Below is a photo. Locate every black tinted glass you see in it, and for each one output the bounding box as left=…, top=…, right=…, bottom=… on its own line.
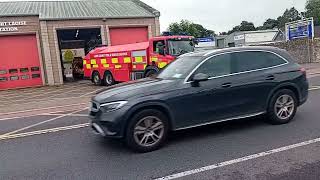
left=9, top=69, right=18, bottom=74
left=32, top=74, right=41, bottom=79
left=194, top=54, right=232, bottom=78
left=31, top=67, right=40, bottom=72
left=20, top=68, right=29, bottom=73
left=10, top=76, right=19, bottom=81
left=233, top=51, right=286, bottom=73
left=21, top=75, right=30, bottom=80
left=0, top=77, right=7, bottom=82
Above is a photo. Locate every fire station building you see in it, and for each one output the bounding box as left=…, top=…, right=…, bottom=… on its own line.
left=0, top=0, right=160, bottom=90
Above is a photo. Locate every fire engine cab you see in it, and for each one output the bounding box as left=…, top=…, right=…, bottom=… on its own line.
left=83, top=35, right=194, bottom=86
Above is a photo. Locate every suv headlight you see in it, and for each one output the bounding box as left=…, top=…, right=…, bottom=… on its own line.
left=100, top=101, right=128, bottom=113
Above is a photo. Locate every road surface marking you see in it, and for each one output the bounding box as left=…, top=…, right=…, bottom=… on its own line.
left=0, top=123, right=89, bottom=141
left=155, top=137, right=320, bottom=180
left=0, top=85, right=84, bottom=99
left=0, top=103, right=87, bottom=116
left=0, top=114, right=56, bottom=121
left=41, top=113, right=88, bottom=117
left=309, top=86, right=320, bottom=91
left=0, top=108, right=88, bottom=137
left=0, top=110, right=88, bottom=121
left=79, top=87, right=105, bottom=97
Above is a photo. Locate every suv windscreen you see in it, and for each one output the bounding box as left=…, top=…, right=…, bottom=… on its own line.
left=168, top=40, right=195, bottom=56
left=232, top=51, right=286, bottom=73
left=157, top=56, right=203, bottom=80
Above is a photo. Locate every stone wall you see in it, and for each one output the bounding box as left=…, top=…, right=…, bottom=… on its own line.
left=254, top=39, right=320, bottom=64
left=313, top=38, right=320, bottom=63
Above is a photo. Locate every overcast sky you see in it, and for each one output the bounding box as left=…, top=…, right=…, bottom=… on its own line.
left=141, top=0, right=307, bottom=33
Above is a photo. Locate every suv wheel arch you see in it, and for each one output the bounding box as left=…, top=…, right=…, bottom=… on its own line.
left=121, top=102, right=174, bottom=138
left=267, top=83, right=300, bottom=109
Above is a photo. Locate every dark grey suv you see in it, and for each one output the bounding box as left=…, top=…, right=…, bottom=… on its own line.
left=90, top=46, right=309, bottom=152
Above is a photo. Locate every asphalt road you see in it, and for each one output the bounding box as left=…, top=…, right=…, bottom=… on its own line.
left=0, top=76, right=320, bottom=180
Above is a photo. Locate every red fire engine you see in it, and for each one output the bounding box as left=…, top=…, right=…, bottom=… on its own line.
left=83, top=36, right=194, bottom=86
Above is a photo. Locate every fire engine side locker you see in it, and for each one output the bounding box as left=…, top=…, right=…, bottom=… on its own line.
left=130, top=50, right=148, bottom=80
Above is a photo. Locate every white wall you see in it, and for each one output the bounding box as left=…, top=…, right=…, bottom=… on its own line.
left=245, top=31, right=277, bottom=43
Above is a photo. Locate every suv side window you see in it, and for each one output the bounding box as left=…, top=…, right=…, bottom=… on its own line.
left=232, top=51, right=286, bottom=73
left=194, top=54, right=232, bottom=78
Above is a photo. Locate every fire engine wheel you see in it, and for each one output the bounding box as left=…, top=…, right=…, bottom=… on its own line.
left=103, top=71, right=115, bottom=86
left=92, top=71, right=102, bottom=86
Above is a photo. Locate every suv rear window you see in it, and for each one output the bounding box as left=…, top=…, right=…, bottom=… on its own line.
left=232, top=51, right=287, bottom=73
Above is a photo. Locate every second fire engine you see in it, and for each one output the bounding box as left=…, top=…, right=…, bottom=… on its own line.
left=83, top=35, right=195, bottom=86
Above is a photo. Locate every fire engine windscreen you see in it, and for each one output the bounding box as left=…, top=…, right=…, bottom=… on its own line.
left=157, top=56, right=202, bottom=80
left=168, top=40, right=195, bottom=56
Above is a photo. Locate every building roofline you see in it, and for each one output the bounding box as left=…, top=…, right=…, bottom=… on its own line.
left=235, top=29, right=279, bottom=35
left=131, top=0, right=160, bottom=17
left=41, top=15, right=155, bottom=21
left=0, top=0, right=159, bottom=19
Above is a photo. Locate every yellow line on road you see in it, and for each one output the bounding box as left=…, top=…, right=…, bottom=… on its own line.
left=0, top=123, right=89, bottom=141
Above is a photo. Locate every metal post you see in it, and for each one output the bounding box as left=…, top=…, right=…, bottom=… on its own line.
left=307, top=38, right=311, bottom=63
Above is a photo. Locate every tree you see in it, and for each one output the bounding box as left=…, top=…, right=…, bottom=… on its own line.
left=306, top=0, right=320, bottom=26
left=258, top=19, right=279, bottom=30
left=239, top=21, right=256, bottom=31
left=227, top=21, right=256, bottom=34
left=168, top=20, right=215, bottom=38
left=277, top=7, right=301, bottom=28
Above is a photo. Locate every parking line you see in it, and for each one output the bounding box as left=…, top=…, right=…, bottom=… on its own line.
left=41, top=113, right=88, bottom=117
left=0, top=114, right=56, bottom=122
left=1, top=86, right=88, bottom=102
left=155, top=137, right=320, bottom=180
left=309, top=86, right=320, bottom=91
left=0, top=109, right=88, bottom=121
left=79, top=87, right=105, bottom=97
left=0, top=103, right=87, bottom=116
left=0, top=108, right=88, bottom=137
left=0, top=123, right=89, bottom=141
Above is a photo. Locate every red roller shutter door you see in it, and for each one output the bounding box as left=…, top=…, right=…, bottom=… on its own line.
left=109, top=27, right=148, bottom=46
left=0, top=35, right=43, bottom=90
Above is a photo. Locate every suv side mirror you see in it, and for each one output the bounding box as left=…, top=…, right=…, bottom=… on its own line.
left=193, top=73, right=209, bottom=82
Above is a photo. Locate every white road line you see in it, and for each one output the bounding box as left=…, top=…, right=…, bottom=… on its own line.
left=309, top=86, right=320, bottom=91
left=79, top=87, right=105, bottom=97
left=0, top=96, right=91, bottom=108
left=0, top=108, right=88, bottom=137
left=0, top=114, right=54, bottom=121
left=0, top=84, right=96, bottom=101
left=0, top=109, right=88, bottom=121
left=0, top=123, right=89, bottom=141
left=41, top=113, right=88, bottom=117
left=0, top=103, right=87, bottom=116
left=155, top=137, right=320, bottom=180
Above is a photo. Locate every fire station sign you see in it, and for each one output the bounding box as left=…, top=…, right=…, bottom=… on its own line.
left=0, top=21, right=27, bottom=32
left=285, top=18, right=314, bottom=41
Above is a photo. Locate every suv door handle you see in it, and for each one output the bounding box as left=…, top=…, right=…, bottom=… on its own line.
left=266, top=75, right=275, bottom=81
left=222, top=83, right=232, bottom=88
